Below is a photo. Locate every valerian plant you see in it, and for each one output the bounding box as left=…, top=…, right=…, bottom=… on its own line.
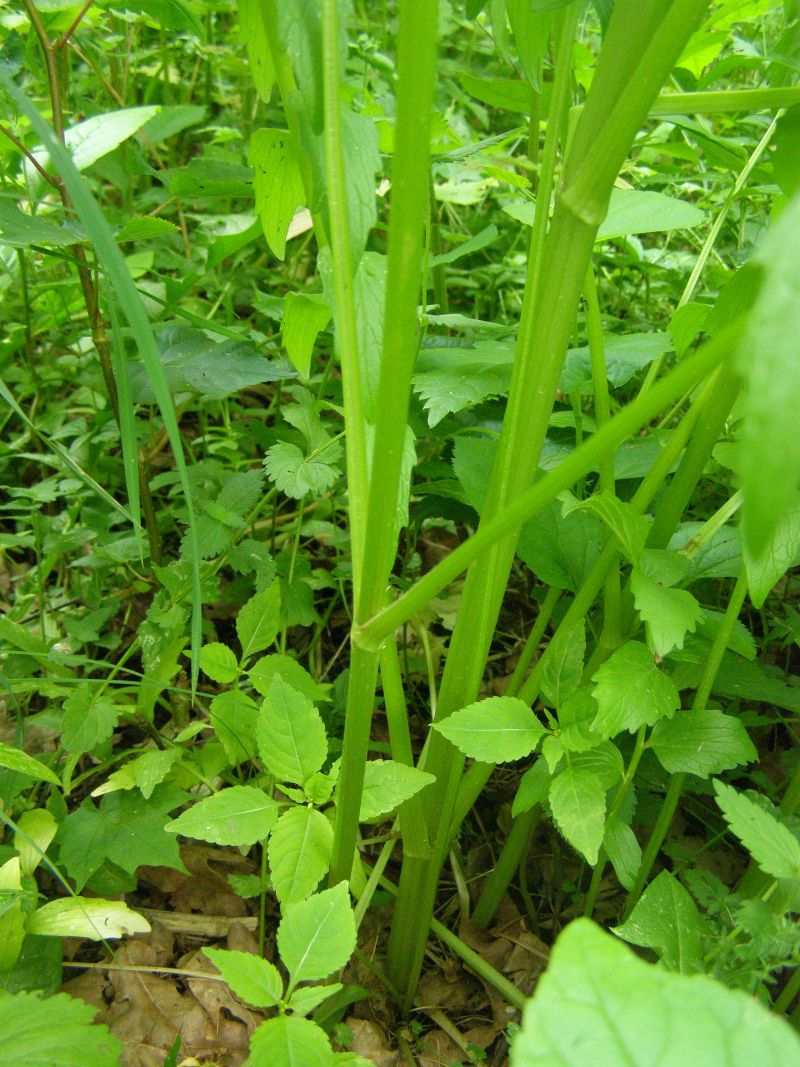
left=2, top=0, right=800, bottom=1064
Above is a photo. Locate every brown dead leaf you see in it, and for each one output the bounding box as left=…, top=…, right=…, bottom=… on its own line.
left=346, top=1017, right=400, bottom=1067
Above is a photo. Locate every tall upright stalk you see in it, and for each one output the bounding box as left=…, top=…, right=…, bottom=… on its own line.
left=385, top=0, right=711, bottom=1005
left=329, top=0, right=440, bottom=886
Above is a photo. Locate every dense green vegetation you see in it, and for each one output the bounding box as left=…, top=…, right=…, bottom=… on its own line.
left=2, top=0, right=800, bottom=1064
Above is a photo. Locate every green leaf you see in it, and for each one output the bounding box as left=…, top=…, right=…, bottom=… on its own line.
left=559, top=333, right=673, bottom=396
left=591, top=642, right=680, bottom=736
left=650, top=710, right=757, bottom=777
left=264, top=440, right=342, bottom=499
left=257, top=677, right=328, bottom=784
left=505, top=0, right=549, bottom=88
left=56, top=785, right=187, bottom=891
left=512, top=759, right=551, bottom=817
left=0, top=990, right=122, bottom=1067
left=166, top=786, right=278, bottom=848
left=277, top=882, right=356, bottom=984
left=603, top=815, right=641, bottom=892
left=558, top=689, right=604, bottom=753
left=412, top=342, right=514, bottom=426
left=218, top=469, right=266, bottom=516
left=0, top=742, right=60, bottom=786
left=14, top=809, right=57, bottom=876
left=249, top=655, right=330, bottom=703
left=29, top=107, right=159, bottom=186
left=119, top=0, right=203, bottom=35
left=744, top=493, right=800, bottom=609
left=631, top=567, right=704, bottom=657
left=237, top=0, right=276, bottom=100
left=27, top=898, right=150, bottom=940
left=131, top=325, right=292, bottom=403
left=432, top=697, right=547, bottom=763
left=614, top=871, right=705, bottom=973
left=509, top=919, right=800, bottom=1067
left=570, top=743, right=624, bottom=789
left=237, top=583, right=282, bottom=662
left=0, top=202, right=83, bottom=247
left=549, top=768, right=606, bottom=865
left=209, top=688, right=259, bottom=766
left=115, top=216, right=179, bottom=242
left=563, top=492, right=650, bottom=564
left=358, top=760, right=435, bottom=821
left=203, top=948, right=283, bottom=1008
left=200, top=642, right=239, bottom=684
left=713, top=780, right=800, bottom=880
left=354, top=252, right=388, bottom=422
left=250, top=129, right=305, bottom=260
left=61, top=688, right=120, bottom=754
left=283, top=293, right=331, bottom=377
left=246, top=1015, right=332, bottom=1067
left=540, top=621, right=585, bottom=711
left=287, top=982, right=342, bottom=1016
left=516, top=501, right=605, bottom=592
left=268, top=807, right=333, bottom=904
left=596, top=188, right=705, bottom=241
left=737, top=192, right=800, bottom=560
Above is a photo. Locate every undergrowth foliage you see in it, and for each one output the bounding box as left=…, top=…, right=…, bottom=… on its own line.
left=1, top=0, right=800, bottom=1065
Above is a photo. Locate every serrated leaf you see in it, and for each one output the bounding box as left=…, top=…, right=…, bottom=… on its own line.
left=509, top=919, right=800, bottom=1067
left=591, top=641, right=680, bottom=736
left=250, top=129, right=305, bottom=260
left=203, top=948, right=283, bottom=1008
left=218, top=469, right=265, bottom=516
left=287, top=982, right=343, bottom=1016
left=56, top=785, right=187, bottom=891
left=358, top=760, right=435, bottom=821
left=200, top=642, right=239, bottom=683
left=28, top=898, right=151, bottom=940
left=61, top=688, right=120, bottom=754
left=603, top=815, right=641, bottom=892
left=237, top=583, right=281, bottom=661
left=432, top=697, right=546, bottom=763
left=0, top=742, right=60, bottom=786
left=264, top=440, right=342, bottom=499
left=549, top=768, right=606, bottom=864
left=246, top=1014, right=332, bottom=1067
left=650, top=710, right=757, bottom=777
left=564, top=492, right=650, bottom=564
left=166, top=786, right=278, bottom=847
left=268, top=806, right=333, bottom=904
left=115, top=216, right=179, bottom=242
left=713, top=780, right=800, bottom=880
left=257, top=677, right=328, bottom=784
left=0, top=989, right=123, bottom=1067
left=248, top=654, right=329, bottom=702
left=737, top=193, right=800, bottom=561
left=209, top=688, right=259, bottom=766
left=631, top=566, right=704, bottom=656
left=614, top=870, right=705, bottom=973
left=540, top=621, right=585, bottom=711
left=558, top=688, right=603, bottom=753
left=570, top=743, right=624, bottom=789
left=28, top=107, right=159, bottom=187
left=277, top=882, right=356, bottom=984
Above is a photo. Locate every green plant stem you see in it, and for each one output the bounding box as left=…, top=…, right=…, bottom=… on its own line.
left=507, top=585, right=560, bottom=695
left=649, top=86, right=800, bottom=114
left=329, top=0, right=440, bottom=888
left=774, top=963, right=800, bottom=1015
left=585, top=263, right=621, bottom=662
left=385, top=1, right=709, bottom=1007
left=320, top=0, right=369, bottom=589
left=472, top=807, right=539, bottom=928
left=624, top=569, right=749, bottom=915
